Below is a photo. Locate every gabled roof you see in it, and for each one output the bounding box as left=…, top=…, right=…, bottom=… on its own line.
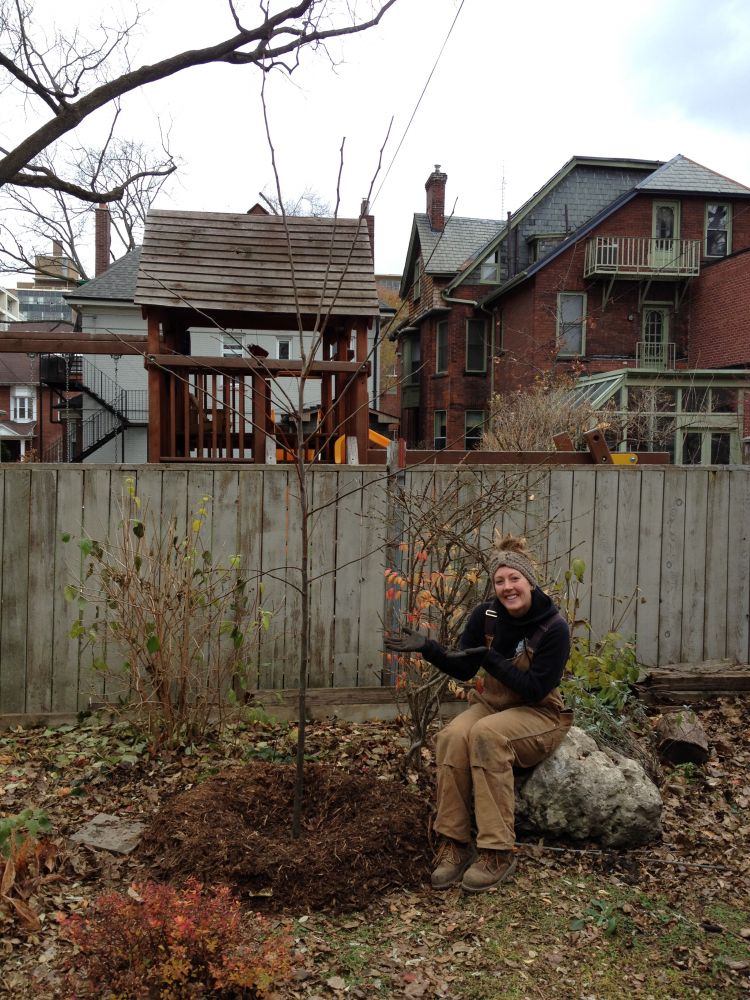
left=636, top=154, right=750, bottom=196
left=446, top=156, right=663, bottom=293
left=481, top=154, right=750, bottom=306
left=399, top=214, right=502, bottom=297
left=66, top=248, right=142, bottom=304
left=135, top=210, right=378, bottom=317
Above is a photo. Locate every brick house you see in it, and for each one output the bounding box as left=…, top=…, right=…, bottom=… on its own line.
left=396, top=157, right=750, bottom=463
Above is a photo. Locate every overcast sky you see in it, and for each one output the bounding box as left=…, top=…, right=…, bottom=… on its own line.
left=6, top=0, right=750, bottom=277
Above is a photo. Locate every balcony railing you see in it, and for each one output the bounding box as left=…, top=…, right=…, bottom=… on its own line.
left=636, top=340, right=676, bottom=370
left=584, top=237, right=701, bottom=279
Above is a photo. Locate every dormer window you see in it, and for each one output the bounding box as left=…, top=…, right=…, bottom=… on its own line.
left=480, top=249, right=501, bottom=283
left=705, top=203, right=731, bottom=257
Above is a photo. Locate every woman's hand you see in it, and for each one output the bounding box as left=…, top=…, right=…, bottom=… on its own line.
left=384, top=626, right=428, bottom=653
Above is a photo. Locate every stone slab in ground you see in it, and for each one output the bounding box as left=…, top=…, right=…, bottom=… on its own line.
left=70, top=813, right=145, bottom=854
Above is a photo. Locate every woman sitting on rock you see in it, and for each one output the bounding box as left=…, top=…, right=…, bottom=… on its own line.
left=385, top=535, right=572, bottom=893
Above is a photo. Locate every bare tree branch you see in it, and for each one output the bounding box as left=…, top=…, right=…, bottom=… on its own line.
left=0, top=0, right=399, bottom=197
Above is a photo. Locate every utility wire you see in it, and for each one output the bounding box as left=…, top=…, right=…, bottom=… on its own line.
left=371, top=0, right=466, bottom=209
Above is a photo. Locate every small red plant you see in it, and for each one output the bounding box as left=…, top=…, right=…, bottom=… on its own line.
left=58, top=878, right=293, bottom=998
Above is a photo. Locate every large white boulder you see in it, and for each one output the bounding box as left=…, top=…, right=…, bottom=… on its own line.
left=515, top=726, right=662, bottom=847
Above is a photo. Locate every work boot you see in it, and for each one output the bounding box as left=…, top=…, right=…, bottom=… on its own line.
left=431, top=837, right=476, bottom=890
left=461, top=849, right=517, bottom=893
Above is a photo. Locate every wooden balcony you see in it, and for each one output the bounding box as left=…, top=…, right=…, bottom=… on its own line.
left=584, top=237, right=701, bottom=279
left=147, top=354, right=371, bottom=463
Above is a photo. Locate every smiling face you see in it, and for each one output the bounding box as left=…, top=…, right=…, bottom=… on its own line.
left=493, top=566, right=533, bottom=617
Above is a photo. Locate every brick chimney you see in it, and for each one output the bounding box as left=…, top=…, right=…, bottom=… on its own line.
left=94, top=202, right=111, bottom=276
left=360, top=197, right=375, bottom=254
left=425, top=164, right=447, bottom=232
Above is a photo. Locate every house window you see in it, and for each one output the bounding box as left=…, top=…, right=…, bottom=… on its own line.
left=11, top=386, right=35, bottom=422
left=434, top=410, right=447, bottom=450
left=222, top=335, right=243, bottom=357
left=480, top=249, right=500, bottom=283
left=402, top=335, right=421, bottom=385
left=556, top=292, right=586, bottom=356
left=277, top=337, right=292, bottom=360
left=436, top=321, right=448, bottom=373
left=465, top=410, right=484, bottom=449
left=413, top=258, right=421, bottom=301
left=705, top=203, right=731, bottom=257
left=465, top=319, right=487, bottom=372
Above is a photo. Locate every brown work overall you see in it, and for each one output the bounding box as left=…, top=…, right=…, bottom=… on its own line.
left=434, top=623, right=572, bottom=851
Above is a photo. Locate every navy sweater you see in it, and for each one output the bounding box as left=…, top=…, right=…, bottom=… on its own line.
left=420, top=587, right=570, bottom=703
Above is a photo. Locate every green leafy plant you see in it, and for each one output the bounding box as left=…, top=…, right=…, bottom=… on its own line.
left=0, top=808, right=51, bottom=858
left=58, top=878, right=294, bottom=998
left=570, top=897, right=619, bottom=936
left=66, top=477, right=269, bottom=748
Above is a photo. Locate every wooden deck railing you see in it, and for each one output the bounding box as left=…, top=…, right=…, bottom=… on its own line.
left=584, top=236, right=701, bottom=278
left=147, top=355, right=371, bottom=463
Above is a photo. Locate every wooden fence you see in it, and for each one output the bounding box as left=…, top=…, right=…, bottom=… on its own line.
left=0, top=463, right=748, bottom=720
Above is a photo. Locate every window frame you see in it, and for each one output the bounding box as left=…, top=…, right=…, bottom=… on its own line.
left=556, top=292, right=587, bottom=357
left=413, top=257, right=421, bottom=301
left=464, top=409, right=484, bottom=450
left=11, top=385, right=36, bottom=422
left=465, top=318, right=487, bottom=373
left=435, top=321, right=448, bottom=374
left=479, top=249, right=500, bottom=283
left=277, top=337, right=292, bottom=361
left=705, top=202, right=732, bottom=258
left=222, top=335, right=243, bottom=358
left=433, top=409, right=447, bottom=450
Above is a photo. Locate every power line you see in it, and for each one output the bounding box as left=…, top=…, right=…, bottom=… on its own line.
left=371, top=0, right=466, bottom=208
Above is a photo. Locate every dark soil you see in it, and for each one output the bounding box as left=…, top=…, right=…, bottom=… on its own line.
left=140, top=761, right=431, bottom=913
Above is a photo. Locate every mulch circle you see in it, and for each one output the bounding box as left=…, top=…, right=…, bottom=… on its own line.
left=139, top=761, right=431, bottom=913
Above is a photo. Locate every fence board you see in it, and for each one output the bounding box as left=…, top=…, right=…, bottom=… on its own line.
left=357, top=470, right=389, bottom=686
left=52, top=468, right=84, bottom=713
left=613, top=470, right=641, bottom=640
left=333, top=469, right=367, bottom=688
left=703, top=469, right=730, bottom=661
left=635, top=468, right=664, bottom=666
left=681, top=470, right=708, bottom=663
left=590, top=469, right=619, bottom=638
left=26, top=469, right=58, bottom=713
left=545, top=469, right=574, bottom=588
left=569, top=469, right=596, bottom=625
left=727, top=471, right=750, bottom=663
left=308, top=468, right=339, bottom=687
left=237, top=468, right=264, bottom=688
left=659, top=467, right=687, bottom=664
left=79, top=468, right=112, bottom=709
left=0, top=469, right=29, bottom=713
left=258, top=469, right=291, bottom=690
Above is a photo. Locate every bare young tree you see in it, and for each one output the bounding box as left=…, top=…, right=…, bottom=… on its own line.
left=0, top=0, right=398, bottom=201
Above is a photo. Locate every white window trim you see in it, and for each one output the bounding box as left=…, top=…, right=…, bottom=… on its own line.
left=556, top=292, right=587, bottom=357
left=652, top=200, right=681, bottom=239
left=277, top=337, right=292, bottom=361
left=705, top=202, right=732, bottom=258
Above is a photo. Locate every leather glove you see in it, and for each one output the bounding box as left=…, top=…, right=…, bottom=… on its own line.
left=442, top=647, right=487, bottom=671
left=384, top=626, right=428, bottom=653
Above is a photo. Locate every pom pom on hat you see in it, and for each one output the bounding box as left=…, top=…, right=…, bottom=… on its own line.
left=487, top=534, right=537, bottom=586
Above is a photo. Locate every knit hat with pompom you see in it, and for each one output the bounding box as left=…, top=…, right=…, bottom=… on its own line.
left=487, top=534, right=537, bottom=587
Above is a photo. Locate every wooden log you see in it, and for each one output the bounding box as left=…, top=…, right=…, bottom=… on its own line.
left=655, top=709, right=709, bottom=764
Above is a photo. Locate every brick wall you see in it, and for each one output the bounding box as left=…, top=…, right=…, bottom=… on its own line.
left=689, top=249, right=750, bottom=369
